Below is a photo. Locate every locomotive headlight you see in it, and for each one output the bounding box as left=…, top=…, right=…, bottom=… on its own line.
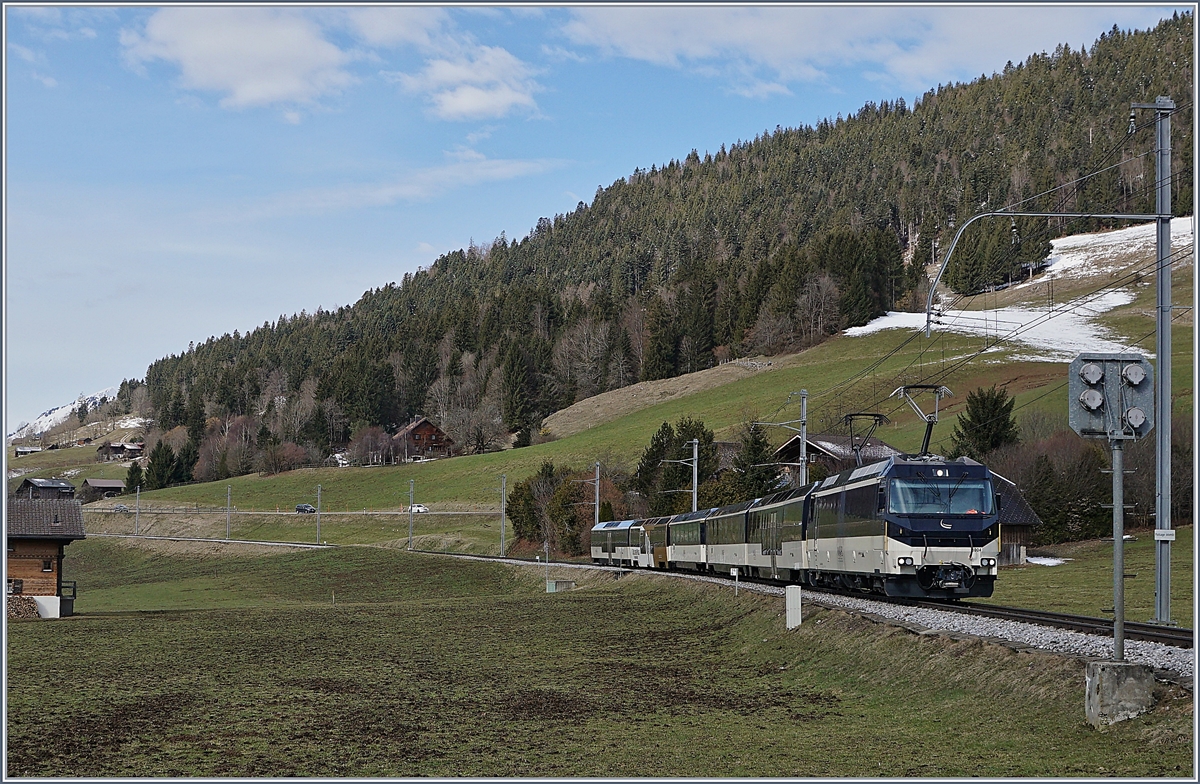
left=897, top=557, right=914, bottom=566
left=980, top=558, right=996, bottom=567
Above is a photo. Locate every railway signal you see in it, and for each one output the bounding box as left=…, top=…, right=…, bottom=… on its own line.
left=1069, top=352, right=1155, bottom=663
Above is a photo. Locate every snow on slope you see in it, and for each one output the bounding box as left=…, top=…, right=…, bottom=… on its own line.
left=845, top=218, right=1193, bottom=361
left=7, top=387, right=120, bottom=442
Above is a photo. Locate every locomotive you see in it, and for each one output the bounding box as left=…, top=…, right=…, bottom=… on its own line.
left=591, top=453, right=1001, bottom=600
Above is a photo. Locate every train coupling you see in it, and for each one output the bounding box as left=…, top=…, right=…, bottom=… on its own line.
left=916, top=563, right=976, bottom=593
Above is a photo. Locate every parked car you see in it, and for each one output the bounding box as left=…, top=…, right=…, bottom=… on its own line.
left=296, top=503, right=317, bottom=514
left=409, top=504, right=429, bottom=513
left=113, top=504, right=129, bottom=513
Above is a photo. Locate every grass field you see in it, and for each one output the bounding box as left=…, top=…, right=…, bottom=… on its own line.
left=7, top=540, right=1193, bottom=777
left=982, top=525, right=1195, bottom=623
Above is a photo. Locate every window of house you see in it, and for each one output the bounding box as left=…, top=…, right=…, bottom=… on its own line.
left=41, top=559, right=53, bottom=572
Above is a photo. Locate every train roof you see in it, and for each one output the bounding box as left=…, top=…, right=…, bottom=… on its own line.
left=813, top=454, right=990, bottom=492
left=589, top=519, right=640, bottom=532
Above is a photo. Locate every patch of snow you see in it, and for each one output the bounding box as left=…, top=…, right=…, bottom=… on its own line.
left=114, top=416, right=150, bottom=430
left=7, top=386, right=120, bottom=442
left=1014, top=217, right=1194, bottom=289
left=844, top=289, right=1138, bottom=361
left=1026, top=556, right=1072, bottom=566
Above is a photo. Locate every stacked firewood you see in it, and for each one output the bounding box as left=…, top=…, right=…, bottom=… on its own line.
left=6, top=596, right=40, bottom=619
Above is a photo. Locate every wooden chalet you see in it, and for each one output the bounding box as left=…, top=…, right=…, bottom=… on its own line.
left=13, top=478, right=76, bottom=500
left=991, top=472, right=1043, bottom=566
left=773, top=433, right=904, bottom=480
left=79, top=478, right=126, bottom=503
left=96, top=442, right=143, bottom=462
left=14, top=446, right=42, bottom=458
left=6, top=498, right=85, bottom=617
left=393, top=417, right=454, bottom=461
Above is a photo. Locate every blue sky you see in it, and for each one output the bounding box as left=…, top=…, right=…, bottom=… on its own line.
left=3, top=3, right=1187, bottom=430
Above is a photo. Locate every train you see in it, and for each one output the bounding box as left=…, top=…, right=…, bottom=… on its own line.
left=590, top=453, right=1001, bottom=599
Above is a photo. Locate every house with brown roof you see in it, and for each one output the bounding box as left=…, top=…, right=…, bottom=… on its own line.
left=95, top=441, right=143, bottom=462
left=79, top=478, right=126, bottom=503
left=773, top=433, right=904, bottom=481
left=6, top=498, right=86, bottom=617
left=392, top=417, right=455, bottom=461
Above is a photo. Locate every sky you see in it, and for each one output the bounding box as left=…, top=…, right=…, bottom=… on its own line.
left=3, top=3, right=1189, bottom=431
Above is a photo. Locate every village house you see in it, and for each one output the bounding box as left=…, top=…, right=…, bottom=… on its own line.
left=773, top=433, right=904, bottom=480
left=12, top=478, right=76, bottom=500
left=6, top=498, right=86, bottom=617
left=78, top=478, right=126, bottom=503
left=392, top=417, right=455, bottom=461
left=95, top=441, right=143, bottom=462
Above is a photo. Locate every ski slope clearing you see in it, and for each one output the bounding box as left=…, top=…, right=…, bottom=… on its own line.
left=7, top=386, right=119, bottom=442
left=845, top=218, right=1193, bottom=361
left=844, top=290, right=1138, bottom=361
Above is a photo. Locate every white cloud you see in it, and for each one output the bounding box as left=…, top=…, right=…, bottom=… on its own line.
left=120, top=7, right=355, bottom=109
left=335, top=6, right=449, bottom=49
left=389, top=45, right=540, bottom=120
left=562, top=6, right=1184, bottom=95
left=222, top=154, right=565, bottom=220
left=32, top=72, right=58, bottom=88
left=8, top=43, right=38, bottom=63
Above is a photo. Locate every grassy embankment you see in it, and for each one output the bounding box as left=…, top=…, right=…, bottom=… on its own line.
left=7, top=540, right=1192, bottom=777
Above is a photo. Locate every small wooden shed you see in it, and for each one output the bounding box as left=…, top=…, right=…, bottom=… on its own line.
left=79, top=478, right=126, bottom=503
left=6, top=499, right=86, bottom=617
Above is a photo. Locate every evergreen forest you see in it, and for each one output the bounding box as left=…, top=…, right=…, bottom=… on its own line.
left=132, top=16, right=1192, bottom=482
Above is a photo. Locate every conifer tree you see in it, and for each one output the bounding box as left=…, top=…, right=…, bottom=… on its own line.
left=124, top=460, right=143, bottom=494
left=949, top=386, right=1020, bottom=460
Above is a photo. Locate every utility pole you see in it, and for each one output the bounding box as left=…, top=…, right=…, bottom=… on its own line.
left=408, top=479, right=415, bottom=550
left=799, top=389, right=808, bottom=486
left=499, top=474, right=507, bottom=558
left=595, top=462, right=602, bottom=527
left=226, top=485, right=231, bottom=539
left=135, top=485, right=140, bottom=535
left=660, top=441, right=699, bottom=512
left=691, top=440, right=698, bottom=513
left=316, top=484, right=322, bottom=544
left=1132, top=95, right=1176, bottom=625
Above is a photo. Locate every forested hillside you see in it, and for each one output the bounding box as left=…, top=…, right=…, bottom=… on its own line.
left=139, top=15, right=1192, bottom=482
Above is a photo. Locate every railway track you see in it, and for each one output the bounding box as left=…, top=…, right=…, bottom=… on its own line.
left=890, top=598, right=1194, bottom=648
left=418, top=550, right=1195, bottom=650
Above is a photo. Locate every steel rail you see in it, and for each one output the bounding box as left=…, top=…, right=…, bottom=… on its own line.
left=882, top=597, right=1193, bottom=648
left=410, top=549, right=1194, bottom=649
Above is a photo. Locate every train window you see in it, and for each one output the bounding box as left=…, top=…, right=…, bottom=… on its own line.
left=889, top=478, right=995, bottom=515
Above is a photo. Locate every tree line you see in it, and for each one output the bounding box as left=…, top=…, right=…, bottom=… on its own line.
left=131, top=15, right=1190, bottom=487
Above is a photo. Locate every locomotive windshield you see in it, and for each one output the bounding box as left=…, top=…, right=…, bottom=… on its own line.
left=888, top=477, right=994, bottom=516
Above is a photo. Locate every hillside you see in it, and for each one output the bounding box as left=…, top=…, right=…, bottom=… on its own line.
left=124, top=15, right=1191, bottom=478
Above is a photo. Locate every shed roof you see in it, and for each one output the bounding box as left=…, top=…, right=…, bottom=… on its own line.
left=6, top=499, right=87, bottom=541
left=991, top=472, right=1043, bottom=528
left=19, top=478, right=76, bottom=490
left=774, top=433, right=903, bottom=464
left=83, top=478, right=126, bottom=489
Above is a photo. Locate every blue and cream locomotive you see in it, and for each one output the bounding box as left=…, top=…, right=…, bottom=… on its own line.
left=592, top=454, right=1000, bottom=599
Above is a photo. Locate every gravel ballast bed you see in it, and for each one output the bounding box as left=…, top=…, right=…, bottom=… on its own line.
left=442, top=555, right=1195, bottom=684
left=656, top=569, right=1195, bottom=682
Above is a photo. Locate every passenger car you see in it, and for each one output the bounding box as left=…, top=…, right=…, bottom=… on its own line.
left=296, top=503, right=317, bottom=513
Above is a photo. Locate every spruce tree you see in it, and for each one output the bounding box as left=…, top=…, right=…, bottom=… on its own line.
left=143, top=441, right=176, bottom=491
left=949, top=386, right=1020, bottom=460
left=124, top=460, right=143, bottom=494
left=734, top=422, right=778, bottom=499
